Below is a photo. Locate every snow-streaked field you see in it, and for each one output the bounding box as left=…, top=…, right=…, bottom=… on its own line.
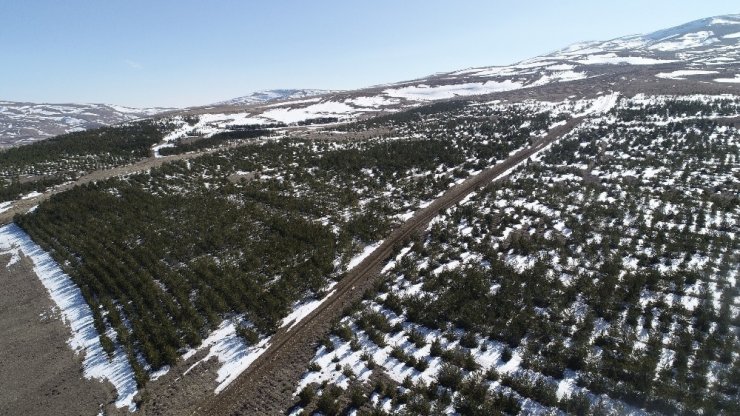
left=715, top=74, right=740, bottom=83
left=260, top=101, right=358, bottom=123
left=0, top=224, right=138, bottom=410
left=181, top=319, right=271, bottom=394
left=655, top=69, right=719, bottom=79
left=575, top=53, right=677, bottom=65
left=383, top=80, right=524, bottom=101
left=288, top=93, right=740, bottom=415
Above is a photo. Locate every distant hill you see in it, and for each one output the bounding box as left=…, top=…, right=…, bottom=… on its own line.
left=0, top=101, right=171, bottom=147
left=177, top=14, right=740, bottom=126
left=212, top=89, right=334, bottom=106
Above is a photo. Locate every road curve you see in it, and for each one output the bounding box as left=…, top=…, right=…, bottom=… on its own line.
left=196, top=117, right=584, bottom=415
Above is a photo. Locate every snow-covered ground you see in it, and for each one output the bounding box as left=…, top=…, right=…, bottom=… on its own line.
left=384, top=81, right=524, bottom=101
left=649, top=30, right=718, bottom=51
left=260, top=101, right=359, bottom=123
left=715, top=74, right=740, bottom=83
left=575, top=53, right=677, bottom=65
left=0, top=224, right=138, bottom=410
left=578, top=92, right=620, bottom=116
left=345, top=96, right=400, bottom=108
left=280, top=283, right=338, bottom=332
left=181, top=319, right=271, bottom=394
left=655, top=69, right=718, bottom=79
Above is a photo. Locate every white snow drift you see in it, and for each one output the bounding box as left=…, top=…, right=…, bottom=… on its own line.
left=0, top=224, right=138, bottom=410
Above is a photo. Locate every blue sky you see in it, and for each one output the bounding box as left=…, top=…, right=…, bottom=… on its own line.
left=0, top=1, right=737, bottom=107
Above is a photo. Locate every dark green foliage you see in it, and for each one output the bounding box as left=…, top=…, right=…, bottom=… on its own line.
left=235, top=325, right=259, bottom=345
left=0, top=121, right=162, bottom=201
left=501, top=347, right=512, bottom=363
left=437, top=363, right=464, bottom=390
left=454, top=374, right=521, bottom=415
left=459, top=332, right=477, bottom=349
left=558, top=392, right=592, bottom=415
left=348, top=384, right=366, bottom=408
left=353, top=100, right=471, bottom=128
left=100, top=334, right=115, bottom=358
left=16, top=110, right=511, bottom=382
left=158, top=129, right=270, bottom=156
left=332, top=324, right=353, bottom=342
left=296, top=117, right=339, bottom=126
left=0, top=176, right=66, bottom=202
left=0, top=121, right=161, bottom=168
left=316, top=385, right=343, bottom=416
left=298, top=385, right=315, bottom=406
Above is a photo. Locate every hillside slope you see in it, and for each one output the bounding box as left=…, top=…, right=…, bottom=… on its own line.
left=0, top=14, right=738, bottom=416
left=162, top=14, right=740, bottom=135
left=0, top=101, right=171, bottom=148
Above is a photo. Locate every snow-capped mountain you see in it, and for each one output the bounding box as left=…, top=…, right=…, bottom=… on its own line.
left=428, top=14, right=740, bottom=93
left=179, top=14, right=740, bottom=130
left=6, top=15, right=740, bottom=148
left=0, top=101, right=172, bottom=147
left=544, top=14, right=740, bottom=65
left=213, top=89, right=334, bottom=107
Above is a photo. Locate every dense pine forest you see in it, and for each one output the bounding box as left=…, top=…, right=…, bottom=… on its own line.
left=290, top=97, right=740, bottom=415
left=6, top=95, right=738, bottom=414
left=0, top=121, right=163, bottom=202
left=14, top=102, right=552, bottom=387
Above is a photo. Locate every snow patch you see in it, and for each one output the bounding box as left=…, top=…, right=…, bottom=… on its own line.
left=347, top=241, right=383, bottom=270
left=345, top=96, right=400, bottom=107
left=577, top=53, right=676, bottom=65
left=383, top=80, right=523, bottom=101
left=181, top=319, right=270, bottom=394
left=649, top=31, right=718, bottom=51
left=0, top=224, right=138, bottom=410
left=280, top=284, right=337, bottom=331
left=655, top=70, right=718, bottom=80
left=714, top=75, right=740, bottom=83
left=577, top=92, right=620, bottom=116
left=260, top=101, right=357, bottom=124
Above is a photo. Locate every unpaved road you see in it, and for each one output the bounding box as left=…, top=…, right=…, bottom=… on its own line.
left=195, top=117, right=584, bottom=415
left=0, top=118, right=581, bottom=415
left=0, top=145, right=243, bottom=226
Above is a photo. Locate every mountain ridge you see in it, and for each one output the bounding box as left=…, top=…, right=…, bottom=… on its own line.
left=0, top=101, right=172, bottom=148
left=4, top=14, right=740, bottom=147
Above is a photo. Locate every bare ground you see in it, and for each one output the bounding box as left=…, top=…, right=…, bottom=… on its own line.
left=0, top=252, right=115, bottom=416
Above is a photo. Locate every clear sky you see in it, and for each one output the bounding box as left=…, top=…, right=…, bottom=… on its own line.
left=1, top=1, right=737, bottom=107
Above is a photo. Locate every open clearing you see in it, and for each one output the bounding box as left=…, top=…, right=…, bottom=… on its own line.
left=0, top=252, right=114, bottom=415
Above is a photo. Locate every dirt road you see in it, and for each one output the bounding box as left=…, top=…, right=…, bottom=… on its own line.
left=0, top=145, right=241, bottom=226
left=195, top=117, right=584, bottom=415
